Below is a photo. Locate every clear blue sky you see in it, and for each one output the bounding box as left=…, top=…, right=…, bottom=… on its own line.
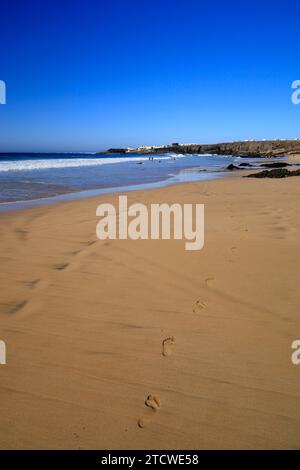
left=0, top=0, right=299, bottom=152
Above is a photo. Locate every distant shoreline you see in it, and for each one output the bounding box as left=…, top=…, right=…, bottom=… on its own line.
left=104, top=139, right=300, bottom=158
left=1, top=140, right=300, bottom=158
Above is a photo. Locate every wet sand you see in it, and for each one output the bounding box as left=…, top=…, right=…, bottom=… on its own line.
left=0, top=172, right=300, bottom=449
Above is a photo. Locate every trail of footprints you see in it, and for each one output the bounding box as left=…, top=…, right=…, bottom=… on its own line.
left=12, top=229, right=213, bottom=432
left=5, top=239, right=98, bottom=315
left=138, top=278, right=214, bottom=428
left=192, top=276, right=215, bottom=313
left=52, top=240, right=97, bottom=272
left=137, top=336, right=176, bottom=428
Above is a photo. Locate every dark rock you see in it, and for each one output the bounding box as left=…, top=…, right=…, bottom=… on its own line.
left=260, top=162, right=289, bottom=168
left=246, top=168, right=300, bottom=178
left=227, top=164, right=241, bottom=170
left=105, top=148, right=127, bottom=154
left=238, top=163, right=253, bottom=167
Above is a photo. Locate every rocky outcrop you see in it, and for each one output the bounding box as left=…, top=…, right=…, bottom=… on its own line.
left=106, top=148, right=127, bottom=154
left=155, top=140, right=300, bottom=157
left=227, top=162, right=291, bottom=171
left=104, top=140, right=300, bottom=157
left=246, top=168, right=300, bottom=178
left=238, top=163, right=253, bottom=167
left=259, top=162, right=289, bottom=168
left=227, top=164, right=241, bottom=170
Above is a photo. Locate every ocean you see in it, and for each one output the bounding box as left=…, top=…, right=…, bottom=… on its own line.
left=0, top=152, right=284, bottom=211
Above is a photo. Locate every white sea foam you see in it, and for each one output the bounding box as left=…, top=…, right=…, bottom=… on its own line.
left=0, top=153, right=213, bottom=173
left=0, top=155, right=178, bottom=172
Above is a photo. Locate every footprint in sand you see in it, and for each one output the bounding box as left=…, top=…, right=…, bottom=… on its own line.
left=23, top=278, right=41, bottom=289
left=86, top=240, right=96, bottom=247
left=145, top=394, right=161, bottom=411
left=162, top=336, right=176, bottom=356
left=52, top=262, right=70, bottom=271
left=138, top=395, right=161, bottom=428
left=205, top=277, right=215, bottom=287
left=193, top=299, right=208, bottom=313
left=137, top=418, right=150, bottom=429
left=8, top=300, right=28, bottom=314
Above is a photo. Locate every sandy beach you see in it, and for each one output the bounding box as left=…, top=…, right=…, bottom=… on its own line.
left=0, top=171, right=300, bottom=450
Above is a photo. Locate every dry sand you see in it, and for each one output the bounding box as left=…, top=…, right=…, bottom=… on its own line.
left=0, top=173, right=300, bottom=449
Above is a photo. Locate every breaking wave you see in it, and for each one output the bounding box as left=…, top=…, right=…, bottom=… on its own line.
left=0, top=153, right=193, bottom=172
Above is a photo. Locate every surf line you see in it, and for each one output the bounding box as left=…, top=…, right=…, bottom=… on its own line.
left=96, top=195, right=204, bottom=251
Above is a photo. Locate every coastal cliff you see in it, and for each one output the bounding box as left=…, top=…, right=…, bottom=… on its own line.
left=105, top=140, right=300, bottom=157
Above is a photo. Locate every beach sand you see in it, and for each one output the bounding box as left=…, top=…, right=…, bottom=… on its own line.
left=0, top=173, right=300, bottom=449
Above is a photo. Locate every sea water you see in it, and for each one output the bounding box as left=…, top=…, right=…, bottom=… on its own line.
left=0, top=152, right=285, bottom=210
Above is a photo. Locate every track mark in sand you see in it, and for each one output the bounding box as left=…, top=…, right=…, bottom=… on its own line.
left=228, top=246, right=238, bottom=263
left=205, top=277, right=215, bottom=287
left=52, top=263, right=70, bottom=271
left=77, top=239, right=97, bottom=252
left=162, top=336, right=176, bottom=356
left=68, top=249, right=81, bottom=256
left=52, top=240, right=98, bottom=274
left=137, top=418, right=148, bottom=429
left=138, top=395, right=161, bottom=428
left=0, top=256, right=11, bottom=263
left=8, top=300, right=28, bottom=314
left=193, top=299, right=208, bottom=313
left=23, top=278, right=41, bottom=289
left=65, top=239, right=97, bottom=261
left=145, top=394, right=161, bottom=411
left=87, top=240, right=96, bottom=246
left=15, top=228, right=28, bottom=241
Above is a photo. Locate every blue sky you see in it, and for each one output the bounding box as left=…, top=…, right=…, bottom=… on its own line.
left=0, top=0, right=299, bottom=152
